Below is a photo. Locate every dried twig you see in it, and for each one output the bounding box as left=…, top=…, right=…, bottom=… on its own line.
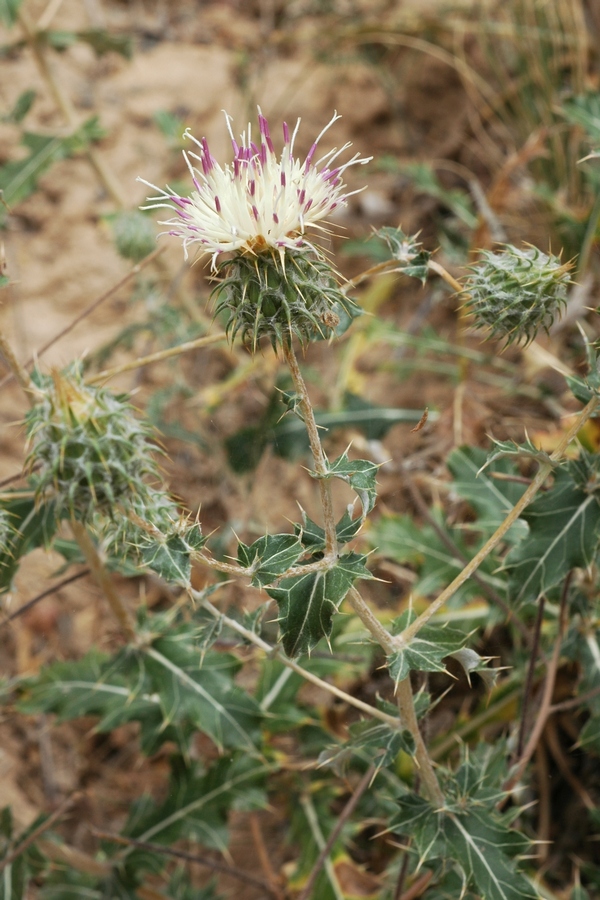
left=0, top=792, right=80, bottom=873
left=92, top=830, right=280, bottom=897
left=502, top=572, right=572, bottom=796
left=0, top=570, right=90, bottom=630
left=515, top=593, right=546, bottom=759
left=296, top=765, right=376, bottom=900
left=0, top=248, right=165, bottom=391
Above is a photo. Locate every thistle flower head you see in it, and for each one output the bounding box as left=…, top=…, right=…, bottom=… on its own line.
left=25, top=366, right=163, bottom=522
left=463, top=244, right=573, bottom=346
left=138, top=108, right=371, bottom=268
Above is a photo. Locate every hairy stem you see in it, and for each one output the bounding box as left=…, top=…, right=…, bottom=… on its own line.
left=194, top=592, right=401, bottom=729
left=347, top=586, right=396, bottom=654
left=71, top=520, right=136, bottom=641
left=396, top=677, right=445, bottom=806
left=397, top=395, right=600, bottom=645
left=281, top=341, right=338, bottom=558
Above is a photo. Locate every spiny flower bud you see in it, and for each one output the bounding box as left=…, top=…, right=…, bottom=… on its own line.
left=25, top=367, right=162, bottom=522
left=213, top=249, right=360, bottom=350
left=111, top=210, right=156, bottom=262
left=463, top=245, right=573, bottom=346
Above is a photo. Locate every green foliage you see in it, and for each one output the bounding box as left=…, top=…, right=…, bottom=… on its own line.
left=561, top=92, right=600, bottom=145
left=391, top=746, right=536, bottom=900
left=295, top=507, right=363, bottom=550
left=18, top=610, right=262, bottom=754
left=370, top=510, right=504, bottom=606
left=0, top=0, right=22, bottom=27
left=225, top=387, right=426, bottom=471
left=463, top=245, right=572, bottom=346
left=0, top=495, right=57, bottom=593
left=237, top=532, right=305, bottom=586
left=319, top=719, right=415, bottom=774
left=566, top=331, right=600, bottom=408
left=40, top=28, right=133, bottom=59
left=505, top=467, right=600, bottom=606
left=120, top=754, right=265, bottom=864
left=1, top=89, right=36, bottom=124
left=325, top=451, right=379, bottom=518
left=393, top=161, right=478, bottom=230
left=387, top=610, right=469, bottom=684
left=0, top=118, right=104, bottom=213
left=0, top=807, right=48, bottom=900
left=447, top=445, right=528, bottom=541
left=267, top=553, right=372, bottom=656
left=374, top=225, right=432, bottom=283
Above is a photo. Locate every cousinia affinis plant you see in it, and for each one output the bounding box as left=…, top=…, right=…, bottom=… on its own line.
left=3, top=105, right=599, bottom=898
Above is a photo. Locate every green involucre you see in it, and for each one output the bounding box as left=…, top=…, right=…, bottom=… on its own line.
left=463, top=244, right=572, bottom=345
left=212, top=248, right=360, bottom=350
left=26, top=367, right=161, bottom=522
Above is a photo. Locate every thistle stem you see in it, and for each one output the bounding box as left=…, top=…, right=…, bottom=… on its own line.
left=281, top=341, right=338, bottom=559
left=194, top=592, right=401, bottom=729
left=70, top=520, right=136, bottom=641
left=88, top=332, right=227, bottom=385
left=347, top=586, right=396, bottom=654
left=396, top=676, right=445, bottom=806
left=397, top=395, right=600, bottom=645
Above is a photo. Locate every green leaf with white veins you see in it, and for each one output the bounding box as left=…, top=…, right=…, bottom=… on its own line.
left=506, top=468, right=600, bottom=606
left=325, top=452, right=379, bottom=518
left=387, top=610, right=468, bottom=685
left=267, top=553, right=372, bottom=657
left=447, top=445, right=527, bottom=542
left=237, top=533, right=304, bottom=587
left=391, top=794, right=537, bottom=900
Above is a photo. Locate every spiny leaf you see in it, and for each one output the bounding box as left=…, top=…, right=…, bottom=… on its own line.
left=443, top=810, right=537, bottom=900
left=387, top=610, right=469, bottom=685
left=371, top=512, right=505, bottom=605
left=375, top=225, right=432, bottom=283
left=237, top=533, right=304, bottom=587
left=294, top=508, right=363, bottom=550
left=391, top=788, right=536, bottom=900
left=267, top=553, right=372, bottom=657
left=0, top=496, right=58, bottom=593
left=565, top=330, right=600, bottom=408
left=505, top=468, right=600, bottom=606
left=143, top=643, right=261, bottom=753
left=447, top=445, right=528, bottom=542
left=319, top=720, right=415, bottom=775
left=141, top=526, right=205, bottom=587
left=120, top=754, right=266, bottom=868
left=325, top=451, right=379, bottom=518
left=450, top=648, right=498, bottom=691
left=478, top=437, right=554, bottom=471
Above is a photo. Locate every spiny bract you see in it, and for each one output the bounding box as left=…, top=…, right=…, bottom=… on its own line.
left=25, top=367, right=163, bottom=522
left=213, top=249, right=360, bottom=350
left=463, top=244, right=572, bottom=346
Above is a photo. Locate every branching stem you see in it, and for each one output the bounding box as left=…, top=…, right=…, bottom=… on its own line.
left=282, top=341, right=338, bottom=559
left=396, top=677, right=445, bottom=806
left=397, top=395, right=600, bottom=645
left=194, top=592, right=401, bottom=729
